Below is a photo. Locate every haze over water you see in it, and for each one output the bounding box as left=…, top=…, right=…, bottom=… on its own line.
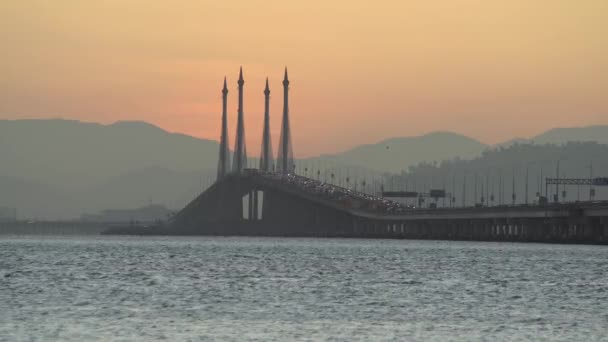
left=2, top=236, right=607, bottom=341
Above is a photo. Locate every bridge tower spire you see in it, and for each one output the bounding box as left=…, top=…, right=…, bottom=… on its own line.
left=217, top=77, right=231, bottom=179
left=260, top=78, right=274, bottom=172
left=232, top=66, right=248, bottom=173
left=277, top=67, right=294, bottom=174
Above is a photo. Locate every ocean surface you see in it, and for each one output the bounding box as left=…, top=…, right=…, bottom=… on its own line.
left=1, top=236, right=607, bottom=341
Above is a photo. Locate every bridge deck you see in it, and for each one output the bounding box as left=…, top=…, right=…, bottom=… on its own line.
left=165, top=170, right=608, bottom=244
left=247, top=170, right=608, bottom=221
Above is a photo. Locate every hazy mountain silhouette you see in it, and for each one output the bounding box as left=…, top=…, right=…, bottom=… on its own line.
left=0, top=119, right=218, bottom=189
left=496, top=125, right=608, bottom=148
left=0, top=119, right=218, bottom=218
left=0, top=175, right=75, bottom=219
left=312, top=132, right=488, bottom=173
left=494, top=137, right=531, bottom=148
left=2, top=119, right=608, bottom=219
left=81, top=166, right=212, bottom=215
left=387, top=142, right=608, bottom=207
left=334, top=125, right=608, bottom=173
left=532, top=125, right=608, bottom=145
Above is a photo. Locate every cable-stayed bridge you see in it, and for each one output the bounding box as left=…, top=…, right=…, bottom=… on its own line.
left=112, top=68, right=608, bottom=244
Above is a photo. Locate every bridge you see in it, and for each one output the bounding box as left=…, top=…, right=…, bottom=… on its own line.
left=167, top=168, right=608, bottom=244
left=140, top=68, right=608, bottom=244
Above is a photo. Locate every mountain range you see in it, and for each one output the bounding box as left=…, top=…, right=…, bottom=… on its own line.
left=1, top=119, right=607, bottom=219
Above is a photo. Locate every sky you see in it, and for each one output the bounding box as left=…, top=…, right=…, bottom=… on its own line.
left=1, top=0, right=607, bottom=157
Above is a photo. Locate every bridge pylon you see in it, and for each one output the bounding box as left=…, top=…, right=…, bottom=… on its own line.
left=260, top=78, right=274, bottom=172
left=217, top=77, right=231, bottom=179
left=277, top=67, right=294, bottom=174
left=232, top=67, right=248, bottom=173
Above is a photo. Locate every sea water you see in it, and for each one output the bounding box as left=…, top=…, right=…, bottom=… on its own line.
left=1, top=236, right=607, bottom=341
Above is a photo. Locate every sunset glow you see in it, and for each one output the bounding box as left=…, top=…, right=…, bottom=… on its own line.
left=1, top=0, right=607, bottom=156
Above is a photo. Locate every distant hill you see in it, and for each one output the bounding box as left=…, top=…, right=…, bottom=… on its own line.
left=495, top=125, right=608, bottom=148
left=494, top=137, right=531, bottom=148
left=532, top=125, right=608, bottom=145
left=0, top=119, right=218, bottom=218
left=313, top=132, right=488, bottom=173
left=0, top=119, right=219, bottom=189
left=81, top=166, right=210, bottom=214
left=0, top=175, right=74, bottom=219
left=1, top=119, right=608, bottom=219
left=388, top=142, right=608, bottom=207
left=306, top=125, right=608, bottom=175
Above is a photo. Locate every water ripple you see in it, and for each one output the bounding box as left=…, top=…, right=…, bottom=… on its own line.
left=1, top=236, right=607, bottom=341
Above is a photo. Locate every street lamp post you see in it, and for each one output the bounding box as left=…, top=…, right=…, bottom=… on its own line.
left=589, top=162, right=594, bottom=201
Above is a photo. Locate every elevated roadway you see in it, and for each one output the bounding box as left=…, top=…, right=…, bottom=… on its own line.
left=167, top=170, right=608, bottom=244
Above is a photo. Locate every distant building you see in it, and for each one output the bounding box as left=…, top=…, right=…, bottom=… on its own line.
left=80, top=204, right=171, bottom=223
left=0, top=206, right=17, bottom=222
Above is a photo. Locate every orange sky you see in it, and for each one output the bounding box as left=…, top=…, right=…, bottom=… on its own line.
left=1, top=0, right=607, bottom=156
